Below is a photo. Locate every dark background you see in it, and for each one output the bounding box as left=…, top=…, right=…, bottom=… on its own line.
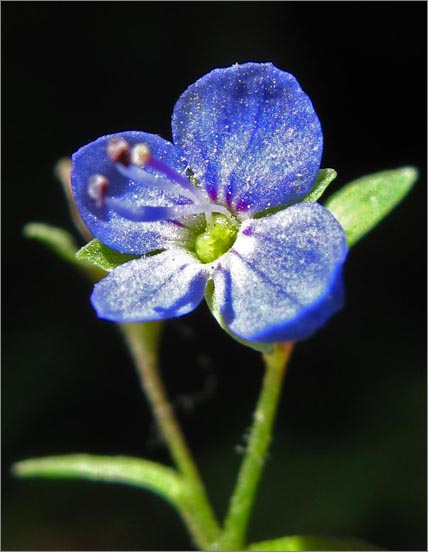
left=2, top=2, right=426, bottom=551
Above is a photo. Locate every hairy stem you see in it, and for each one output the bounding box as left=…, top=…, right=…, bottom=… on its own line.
left=220, top=342, right=295, bottom=550
left=120, top=322, right=220, bottom=549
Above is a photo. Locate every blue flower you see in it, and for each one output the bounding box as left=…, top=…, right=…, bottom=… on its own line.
left=71, top=62, right=348, bottom=343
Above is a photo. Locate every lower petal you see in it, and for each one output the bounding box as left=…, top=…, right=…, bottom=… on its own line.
left=212, top=203, right=348, bottom=343
left=91, top=249, right=208, bottom=322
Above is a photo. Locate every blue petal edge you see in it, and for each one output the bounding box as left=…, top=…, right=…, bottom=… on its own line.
left=91, top=249, right=208, bottom=323
left=172, top=62, right=323, bottom=217
left=212, top=203, right=348, bottom=343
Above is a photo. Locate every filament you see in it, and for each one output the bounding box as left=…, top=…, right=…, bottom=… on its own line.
left=86, top=138, right=239, bottom=228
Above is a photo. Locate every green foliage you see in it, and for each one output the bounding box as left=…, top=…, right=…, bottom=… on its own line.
left=248, top=535, right=384, bottom=551
left=13, top=454, right=188, bottom=516
left=24, top=222, right=105, bottom=280
left=325, top=167, right=418, bottom=246
left=12, top=454, right=222, bottom=549
left=76, top=238, right=139, bottom=271
left=23, top=223, right=81, bottom=265
left=302, top=168, right=337, bottom=203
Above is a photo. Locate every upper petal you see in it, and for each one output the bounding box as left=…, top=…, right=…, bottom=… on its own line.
left=91, top=248, right=208, bottom=322
left=71, top=131, right=192, bottom=255
left=212, top=203, right=348, bottom=343
left=172, top=62, right=322, bottom=216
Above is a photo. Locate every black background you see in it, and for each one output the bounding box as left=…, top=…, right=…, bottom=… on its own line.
left=2, top=2, right=427, bottom=551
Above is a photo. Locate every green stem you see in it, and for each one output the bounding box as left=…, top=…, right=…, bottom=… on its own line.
left=220, top=342, right=295, bottom=550
left=120, top=322, right=220, bottom=549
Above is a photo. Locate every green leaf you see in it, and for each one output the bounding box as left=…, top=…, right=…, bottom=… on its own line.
left=76, top=238, right=139, bottom=271
left=24, top=222, right=105, bottom=281
left=248, top=535, right=384, bottom=551
left=23, top=223, right=81, bottom=265
left=13, top=454, right=187, bottom=510
left=12, top=454, right=220, bottom=549
left=302, top=168, right=337, bottom=203
left=204, top=280, right=273, bottom=354
left=324, top=166, right=418, bottom=247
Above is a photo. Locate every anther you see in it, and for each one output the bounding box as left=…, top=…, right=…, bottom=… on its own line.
left=88, top=174, right=109, bottom=208
left=131, top=143, right=151, bottom=167
left=107, top=137, right=130, bottom=166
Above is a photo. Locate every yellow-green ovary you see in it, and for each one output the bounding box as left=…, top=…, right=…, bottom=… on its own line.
left=195, top=214, right=238, bottom=263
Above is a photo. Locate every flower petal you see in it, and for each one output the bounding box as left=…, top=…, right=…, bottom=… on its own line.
left=71, top=131, right=193, bottom=255
left=91, top=249, right=208, bottom=322
left=172, top=63, right=322, bottom=216
left=212, top=203, right=348, bottom=343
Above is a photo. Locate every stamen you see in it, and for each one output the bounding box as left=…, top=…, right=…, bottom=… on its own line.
left=107, top=137, right=130, bottom=166
left=114, top=163, right=204, bottom=204
left=205, top=211, right=213, bottom=229
left=87, top=170, right=238, bottom=227
left=104, top=196, right=237, bottom=224
left=105, top=197, right=212, bottom=222
left=214, top=206, right=239, bottom=227
left=131, top=143, right=151, bottom=167
left=147, top=155, right=197, bottom=194
left=128, top=140, right=202, bottom=196
left=95, top=139, right=240, bottom=229
left=88, top=174, right=109, bottom=208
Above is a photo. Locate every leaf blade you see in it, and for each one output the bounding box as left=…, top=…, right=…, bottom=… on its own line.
left=13, top=454, right=220, bottom=549
left=248, top=535, right=384, bottom=551
left=24, top=222, right=105, bottom=280
left=23, top=222, right=80, bottom=265
left=13, top=454, right=186, bottom=507
left=325, top=166, right=418, bottom=247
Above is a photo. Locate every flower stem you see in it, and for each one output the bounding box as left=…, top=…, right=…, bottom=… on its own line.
left=119, top=322, right=220, bottom=549
left=220, top=342, right=295, bottom=550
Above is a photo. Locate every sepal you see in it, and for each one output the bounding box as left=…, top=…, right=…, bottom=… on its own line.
left=301, top=168, right=337, bottom=203
left=76, top=238, right=139, bottom=272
